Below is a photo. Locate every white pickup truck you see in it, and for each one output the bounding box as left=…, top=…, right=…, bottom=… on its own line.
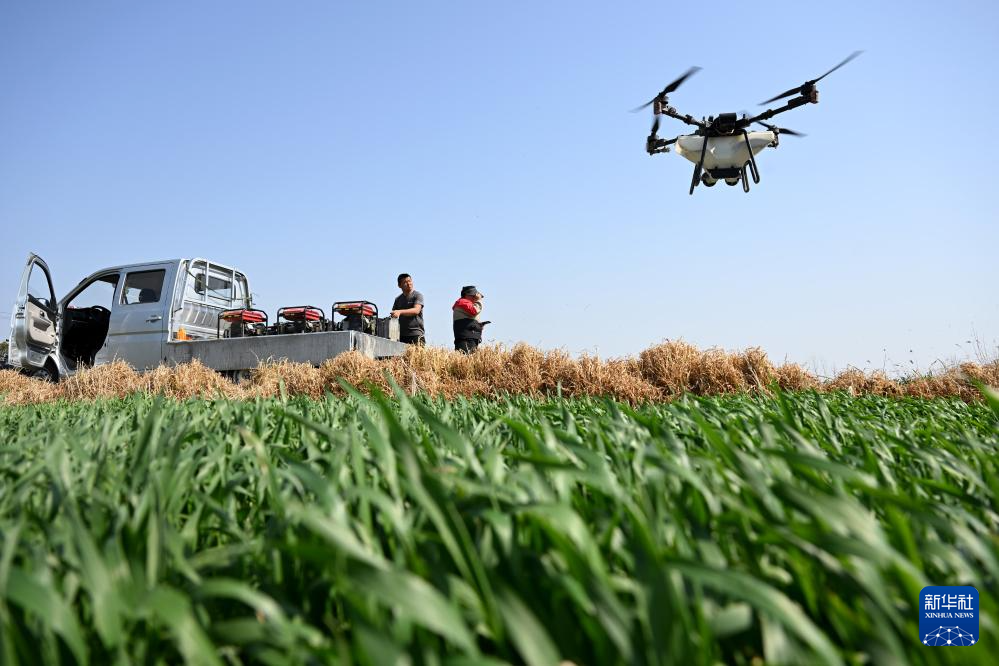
left=6, top=254, right=406, bottom=381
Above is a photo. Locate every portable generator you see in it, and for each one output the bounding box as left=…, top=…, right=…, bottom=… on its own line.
left=271, top=306, right=327, bottom=335
left=331, top=301, right=378, bottom=336
left=217, top=308, right=269, bottom=338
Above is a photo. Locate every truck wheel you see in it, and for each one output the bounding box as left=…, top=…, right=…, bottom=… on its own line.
left=230, top=369, right=253, bottom=384
left=32, top=364, right=59, bottom=383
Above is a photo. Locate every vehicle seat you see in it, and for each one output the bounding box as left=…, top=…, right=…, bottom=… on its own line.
left=138, top=288, right=157, bottom=303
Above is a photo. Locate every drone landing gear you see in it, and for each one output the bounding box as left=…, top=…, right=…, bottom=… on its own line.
left=689, top=131, right=764, bottom=195
left=732, top=161, right=759, bottom=193
left=689, top=136, right=710, bottom=195
left=742, top=130, right=761, bottom=188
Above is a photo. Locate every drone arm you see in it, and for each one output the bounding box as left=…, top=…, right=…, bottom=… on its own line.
left=746, top=95, right=810, bottom=127
left=657, top=102, right=707, bottom=129
left=646, top=135, right=678, bottom=155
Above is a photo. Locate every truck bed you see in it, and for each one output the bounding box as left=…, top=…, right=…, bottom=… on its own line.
left=164, top=331, right=407, bottom=371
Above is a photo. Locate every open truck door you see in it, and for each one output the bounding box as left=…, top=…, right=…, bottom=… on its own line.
left=9, top=253, right=60, bottom=378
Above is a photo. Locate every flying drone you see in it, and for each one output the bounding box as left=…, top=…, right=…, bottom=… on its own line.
left=634, top=52, right=862, bottom=194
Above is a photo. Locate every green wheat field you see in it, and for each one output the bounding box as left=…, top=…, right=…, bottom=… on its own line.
left=1, top=386, right=997, bottom=665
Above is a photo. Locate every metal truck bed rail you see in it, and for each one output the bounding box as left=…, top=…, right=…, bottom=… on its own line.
left=164, top=330, right=407, bottom=372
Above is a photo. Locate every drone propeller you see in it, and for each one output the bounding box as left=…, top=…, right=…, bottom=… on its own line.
left=631, top=66, right=701, bottom=112
left=650, top=116, right=660, bottom=135
left=755, top=121, right=805, bottom=137
left=759, top=51, right=863, bottom=105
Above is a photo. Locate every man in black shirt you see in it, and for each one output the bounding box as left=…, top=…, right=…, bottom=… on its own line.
left=391, top=273, right=425, bottom=345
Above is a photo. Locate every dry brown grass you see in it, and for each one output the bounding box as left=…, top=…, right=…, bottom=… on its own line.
left=638, top=340, right=700, bottom=396
left=60, top=360, right=144, bottom=401
left=147, top=360, right=241, bottom=400
left=0, top=369, right=55, bottom=406
left=247, top=360, right=325, bottom=399
left=958, top=360, right=999, bottom=387
left=894, top=361, right=999, bottom=402
left=2, top=342, right=996, bottom=405
left=826, top=368, right=903, bottom=398
left=693, top=347, right=750, bottom=395
left=775, top=363, right=821, bottom=392
left=735, top=347, right=778, bottom=393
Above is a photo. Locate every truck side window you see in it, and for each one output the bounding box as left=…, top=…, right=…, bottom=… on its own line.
left=233, top=273, right=249, bottom=307
left=183, top=261, right=237, bottom=305
left=121, top=270, right=166, bottom=305
left=205, top=269, right=232, bottom=305
left=185, top=260, right=208, bottom=301
left=67, top=274, right=119, bottom=309
left=27, top=264, right=55, bottom=307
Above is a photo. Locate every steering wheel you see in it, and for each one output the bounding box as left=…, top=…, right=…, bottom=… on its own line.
left=89, top=305, right=110, bottom=319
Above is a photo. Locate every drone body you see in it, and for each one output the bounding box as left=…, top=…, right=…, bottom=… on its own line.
left=635, top=53, right=861, bottom=194
left=675, top=131, right=774, bottom=189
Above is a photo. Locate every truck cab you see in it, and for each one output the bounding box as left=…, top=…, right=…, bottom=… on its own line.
left=7, top=254, right=250, bottom=380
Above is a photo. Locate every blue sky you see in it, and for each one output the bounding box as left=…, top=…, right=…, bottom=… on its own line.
left=2, top=1, right=996, bottom=375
